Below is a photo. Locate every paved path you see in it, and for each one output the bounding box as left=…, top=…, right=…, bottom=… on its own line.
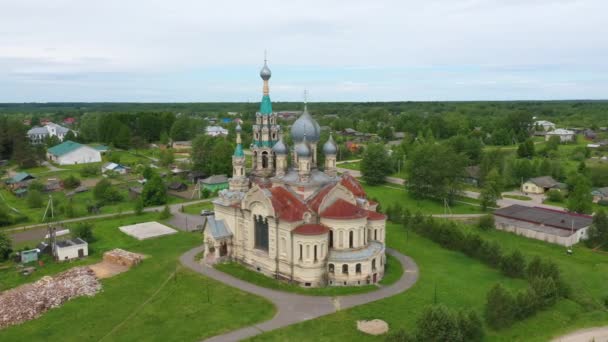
left=552, top=326, right=608, bottom=342
left=7, top=199, right=213, bottom=243
left=180, top=247, right=419, bottom=342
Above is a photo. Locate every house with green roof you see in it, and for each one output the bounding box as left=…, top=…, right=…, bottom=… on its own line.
left=46, top=140, right=102, bottom=165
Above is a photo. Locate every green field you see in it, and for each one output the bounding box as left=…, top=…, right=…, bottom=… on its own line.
left=182, top=201, right=214, bottom=215
left=362, top=184, right=483, bottom=215
left=0, top=213, right=275, bottom=341
left=214, top=253, right=403, bottom=297
left=248, top=222, right=608, bottom=341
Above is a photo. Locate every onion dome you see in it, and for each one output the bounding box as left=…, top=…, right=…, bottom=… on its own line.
left=323, top=133, right=337, bottom=155
left=260, top=60, right=271, bottom=81
left=272, top=137, right=288, bottom=155
left=295, top=134, right=311, bottom=158
left=291, top=105, right=320, bottom=143
left=235, top=124, right=242, bottom=133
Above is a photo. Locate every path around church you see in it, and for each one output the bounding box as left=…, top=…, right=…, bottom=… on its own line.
left=180, top=246, right=419, bottom=342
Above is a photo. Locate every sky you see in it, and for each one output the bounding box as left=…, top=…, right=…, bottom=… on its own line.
left=1, top=0, right=607, bottom=102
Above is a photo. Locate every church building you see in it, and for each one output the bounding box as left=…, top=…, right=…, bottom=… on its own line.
left=203, top=58, right=387, bottom=287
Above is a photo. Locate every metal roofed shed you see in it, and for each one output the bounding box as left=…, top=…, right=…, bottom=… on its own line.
left=119, top=222, right=178, bottom=240
left=20, top=249, right=39, bottom=263
left=493, top=205, right=593, bottom=246
left=55, top=238, right=89, bottom=261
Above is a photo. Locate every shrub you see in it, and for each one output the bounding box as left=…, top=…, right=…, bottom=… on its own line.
left=159, top=205, right=171, bottom=219
left=27, top=181, right=45, bottom=192
left=500, top=250, right=526, bottom=278
left=416, top=305, right=462, bottom=342
left=80, top=164, right=100, bottom=177
left=93, top=178, right=123, bottom=205
left=201, top=187, right=210, bottom=199
left=485, top=284, right=516, bottom=329
left=477, top=214, right=495, bottom=230
left=142, top=174, right=167, bottom=206
left=73, top=222, right=95, bottom=242
left=457, top=310, right=484, bottom=342
left=134, top=198, right=144, bottom=215
left=546, top=189, right=564, bottom=202
left=0, top=231, right=12, bottom=261
left=26, top=189, right=43, bottom=208
left=62, top=174, right=81, bottom=189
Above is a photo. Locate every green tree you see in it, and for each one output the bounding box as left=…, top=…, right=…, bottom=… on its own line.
left=0, top=231, right=12, bottom=260
left=360, top=143, right=392, bottom=185
left=159, top=148, right=175, bottom=167
left=142, top=174, right=167, bottom=206
left=457, top=310, right=484, bottom=342
left=407, top=143, right=467, bottom=204
left=73, top=222, right=95, bottom=242
left=62, top=174, right=81, bottom=189
left=416, top=305, right=463, bottom=342
left=485, top=284, right=516, bottom=329
left=479, top=168, right=502, bottom=211
left=500, top=250, right=526, bottom=278
left=517, top=139, right=535, bottom=158
left=93, top=178, right=123, bottom=205
left=170, top=116, right=194, bottom=141
left=478, top=214, right=495, bottom=230
left=567, top=174, right=593, bottom=214
left=134, top=198, right=144, bottom=215
left=587, top=210, right=608, bottom=248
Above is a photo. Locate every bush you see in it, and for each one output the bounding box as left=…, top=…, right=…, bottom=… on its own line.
left=500, top=250, right=526, bottom=278
left=0, top=231, right=12, bottom=261
left=457, top=310, right=484, bottom=342
left=416, top=305, right=462, bottom=341
left=159, top=205, right=171, bottom=219
left=26, top=189, right=43, bottom=208
left=485, top=284, right=516, bottom=329
left=546, top=189, right=564, bottom=202
left=134, top=198, right=144, bottom=215
left=62, top=174, right=81, bottom=189
left=80, top=164, right=100, bottom=177
left=142, top=174, right=167, bottom=206
left=93, top=178, right=123, bottom=205
left=27, top=181, right=45, bottom=192
left=73, top=222, right=95, bottom=242
left=201, top=188, right=211, bottom=199
left=477, top=214, right=495, bottom=230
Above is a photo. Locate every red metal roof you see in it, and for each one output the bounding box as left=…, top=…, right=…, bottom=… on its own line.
left=367, top=210, right=386, bottom=221
left=269, top=186, right=309, bottom=222
left=321, top=199, right=367, bottom=220
left=307, top=184, right=333, bottom=212
left=293, top=224, right=329, bottom=235
left=340, top=173, right=366, bottom=198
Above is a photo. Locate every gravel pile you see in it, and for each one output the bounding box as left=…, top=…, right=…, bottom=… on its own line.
left=0, top=266, right=101, bottom=329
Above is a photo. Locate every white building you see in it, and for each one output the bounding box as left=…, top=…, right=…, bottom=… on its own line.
left=27, top=123, right=73, bottom=144
left=101, top=162, right=130, bottom=175
left=203, top=60, right=386, bottom=287
left=534, top=120, right=556, bottom=131
left=47, top=140, right=102, bottom=165
left=494, top=205, right=592, bottom=246
left=545, top=128, right=575, bottom=142
left=55, top=238, right=89, bottom=261
left=205, top=126, right=229, bottom=137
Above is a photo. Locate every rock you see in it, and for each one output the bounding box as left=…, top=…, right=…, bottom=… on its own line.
left=357, top=319, right=389, bottom=335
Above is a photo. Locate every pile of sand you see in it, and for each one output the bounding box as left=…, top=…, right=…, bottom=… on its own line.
left=357, top=319, right=389, bottom=335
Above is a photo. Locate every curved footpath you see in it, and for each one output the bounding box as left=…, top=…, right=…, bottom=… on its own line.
left=180, top=247, right=419, bottom=342
left=551, top=327, right=608, bottom=342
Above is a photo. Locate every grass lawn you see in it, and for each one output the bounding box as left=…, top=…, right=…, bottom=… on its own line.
left=182, top=201, right=214, bottom=215
left=249, top=222, right=608, bottom=342
left=338, top=161, right=360, bottom=171
left=503, top=194, right=533, bottom=201
left=0, top=213, right=276, bottom=341
left=363, top=184, right=483, bottom=215
left=214, top=253, right=403, bottom=297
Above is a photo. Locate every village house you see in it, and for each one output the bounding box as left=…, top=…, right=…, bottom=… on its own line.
left=591, top=187, right=608, bottom=203
left=545, top=128, right=575, bottom=142
left=521, top=176, right=566, bottom=195
left=201, top=175, right=229, bottom=192
left=27, top=123, right=73, bottom=144
left=494, top=205, right=592, bottom=246
left=205, top=126, right=229, bottom=137
left=101, top=162, right=130, bottom=175
left=534, top=120, right=556, bottom=131
left=47, top=141, right=102, bottom=165
left=55, top=238, right=89, bottom=261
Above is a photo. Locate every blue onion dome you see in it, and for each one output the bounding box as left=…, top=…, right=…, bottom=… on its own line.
left=235, top=124, right=242, bottom=133
left=260, top=60, right=271, bottom=81
left=291, top=106, right=320, bottom=143
left=323, top=133, right=338, bottom=155
left=295, top=141, right=311, bottom=158
left=272, top=137, right=288, bottom=155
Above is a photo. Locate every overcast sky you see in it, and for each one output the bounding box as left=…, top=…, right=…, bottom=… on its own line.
left=1, top=0, right=606, bottom=102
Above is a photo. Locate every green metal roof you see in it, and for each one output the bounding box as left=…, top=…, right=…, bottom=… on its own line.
left=234, top=144, right=244, bottom=157
left=47, top=140, right=84, bottom=156
left=92, top=144, right=110, bottom=151
left=259, top=95, right=272, bottom=115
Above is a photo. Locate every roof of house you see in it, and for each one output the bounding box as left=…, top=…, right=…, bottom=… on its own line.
left=592, top=187, right=608, bottom=197
left=201, top=175, right=229, bottom=184
left=321, top=199, right=368, bottom=220
left=55, top=238, right=88, bottom=248
left=10, top=172, right=35, bottom=183
left=306, top=184, right=334, bottom=212
left=168, top=182, right=187, bottom=190
left=103, top=162, right=128, bottom=170
left=366, top=210, right=387, bottom=221
left=547, top=128, right=575, bottom=135
left=268, top=186, right=309, bottom=222
left=206, top=216, right=232, bottom=240
left=494, top=205, right=593, bottom=231
left=526, top=176, right=560, bottom=188
left=340, top=173, right=366, bottom=198
left=293, top=224, right=330, bottom=236
left=47, top=140, right=86, bottom=157
left=329, top=240, right=384, bottom=262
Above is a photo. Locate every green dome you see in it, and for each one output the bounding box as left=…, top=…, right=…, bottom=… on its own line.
left=233, top=144, right=244, bottom=157
left=260, top=95, right=272, bottom=115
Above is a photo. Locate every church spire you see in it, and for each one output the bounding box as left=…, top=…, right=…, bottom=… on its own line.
left=259, top=52, right=272, bottom=114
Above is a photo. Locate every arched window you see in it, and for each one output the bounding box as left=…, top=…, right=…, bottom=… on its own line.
left=262, top=151, right=269, bottom=168
left=329, top=263, right=335, bottom=273
left=299, top=244, right=303, bottom=260
left=254, top=215, right=269, bottom=251
left=306, top=245, right=310, bottom=260
left=342, top=264, right=349, bottom=274
left=356, top=263, right=362, bottom=274
left=339, top=230, right=344, bottom=248
left=329, top=230, right=333, bottom=248
left=349, top=231, right=354, bottom=248
left=314, top=245, right=318, bottom=262
left=374, top=229, right=377, bottom=240
left=372, top=258, right=376, bottom=271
